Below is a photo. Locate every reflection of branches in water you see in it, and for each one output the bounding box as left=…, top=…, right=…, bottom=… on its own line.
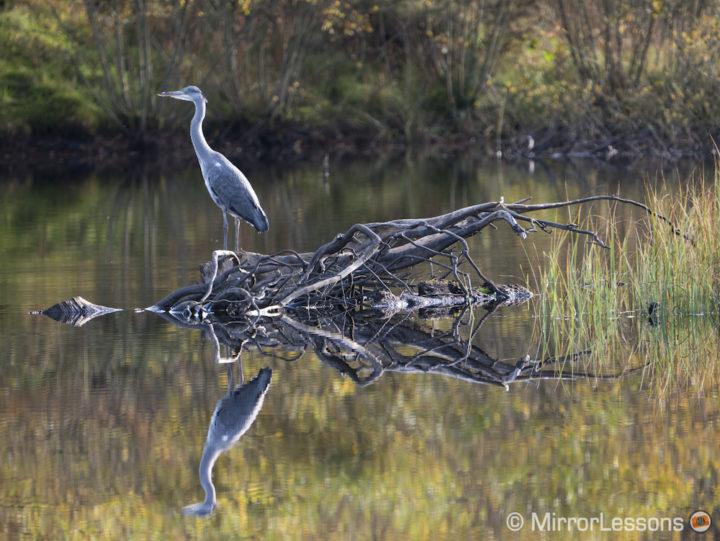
left=156, top=303, right=635, bottom=389
left=280, top=308, right=635, bottom=388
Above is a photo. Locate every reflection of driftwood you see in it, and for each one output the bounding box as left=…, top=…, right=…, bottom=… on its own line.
left=156, top=302, right=637, bottom=389
left=30, top=296, right=121, bottom=327
left=279, top=309, right=639, bottom=388
left=150, top=195, right=674, bottom=319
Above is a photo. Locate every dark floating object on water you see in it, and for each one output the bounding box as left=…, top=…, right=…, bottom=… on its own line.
left=30, top=296, right=122, bottom=327
left=647, top=301, right=660, bottom=327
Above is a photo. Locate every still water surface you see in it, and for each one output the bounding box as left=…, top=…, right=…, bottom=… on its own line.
left=1, top=156, right=718, bottom=538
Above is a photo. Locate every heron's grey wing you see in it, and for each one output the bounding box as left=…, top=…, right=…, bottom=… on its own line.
left=206, top=156, right=269, bottom=232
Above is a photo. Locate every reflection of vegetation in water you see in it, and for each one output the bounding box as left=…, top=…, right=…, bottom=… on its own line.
left=536, top=167, right=720, bottom=394
left=5, top=161, right=720, bottom=538
left=4, top=313, right=719, bottom=539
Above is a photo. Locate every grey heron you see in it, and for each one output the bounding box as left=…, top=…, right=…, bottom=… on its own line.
left=158, top=86, right=269, bottom=251
left=179, top=366, right=273, bottom=517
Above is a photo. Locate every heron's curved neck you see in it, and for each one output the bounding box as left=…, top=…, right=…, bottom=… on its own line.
left=198, top=444, right=221, bottom=508
left=190, top=98, right=214, bottom=165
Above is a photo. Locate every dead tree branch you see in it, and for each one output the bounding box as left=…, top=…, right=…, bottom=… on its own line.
left=147, top=195, right=687, bottom=319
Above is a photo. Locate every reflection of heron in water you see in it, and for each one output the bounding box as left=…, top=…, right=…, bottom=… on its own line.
left=180, top=366, right=272, bottom=517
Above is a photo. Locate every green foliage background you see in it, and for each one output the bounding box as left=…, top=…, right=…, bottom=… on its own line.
left=2, top=0, right=720, bottom=151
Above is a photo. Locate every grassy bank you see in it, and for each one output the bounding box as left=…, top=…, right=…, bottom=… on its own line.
left=2, top=1, right=720, bottom=167
left=535, top=163, right=720, bottom=395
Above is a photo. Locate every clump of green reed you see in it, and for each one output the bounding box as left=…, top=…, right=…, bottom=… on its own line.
left=629, top=169, right=720, bottom=394
left=534, top=170, right=720, bottom=394
left=533, top=207, right=637, bottom=376
left=634, top=173, right=720, bottom=316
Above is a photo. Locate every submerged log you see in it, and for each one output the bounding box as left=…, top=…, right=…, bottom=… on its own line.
left=371, top=281, right=532, bottom=318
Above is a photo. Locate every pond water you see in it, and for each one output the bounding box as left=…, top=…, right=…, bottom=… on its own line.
left=1, top=155, right=718, bottom=539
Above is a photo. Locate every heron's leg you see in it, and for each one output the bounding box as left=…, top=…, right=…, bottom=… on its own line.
left=234, top=218, right=240, bottom=252
left=222, top=213, right=229, bottom=250
left=226, top=363, right=232, bottom=392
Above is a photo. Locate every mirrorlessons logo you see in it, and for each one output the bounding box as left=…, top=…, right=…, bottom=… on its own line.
left=506, top=512, right=686, bottom=533
left=689, top=511, right=712, bottom=533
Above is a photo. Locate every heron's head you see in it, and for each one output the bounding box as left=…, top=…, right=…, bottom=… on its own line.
left=177, top=501, right=215, bottom=518
left=158, top=85, right=207, bottom=104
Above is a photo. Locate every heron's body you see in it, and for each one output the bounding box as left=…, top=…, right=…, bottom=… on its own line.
left=158, top=86, right=268, bottom=250
left=180, top=366, right=272, bottom=517
left=208, top=366, right=272, bottom=445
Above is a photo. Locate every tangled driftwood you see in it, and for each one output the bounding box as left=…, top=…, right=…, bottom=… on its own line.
left=148, top=195, right=674, bottom=321
left=34, top=195, right=674, bottom=387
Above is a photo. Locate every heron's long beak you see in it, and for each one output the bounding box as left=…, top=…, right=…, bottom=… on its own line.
left=158, top=90, right=184, bottom=98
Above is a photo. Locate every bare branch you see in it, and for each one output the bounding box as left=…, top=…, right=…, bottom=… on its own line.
left=147, top=195, right=686, bottom=320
